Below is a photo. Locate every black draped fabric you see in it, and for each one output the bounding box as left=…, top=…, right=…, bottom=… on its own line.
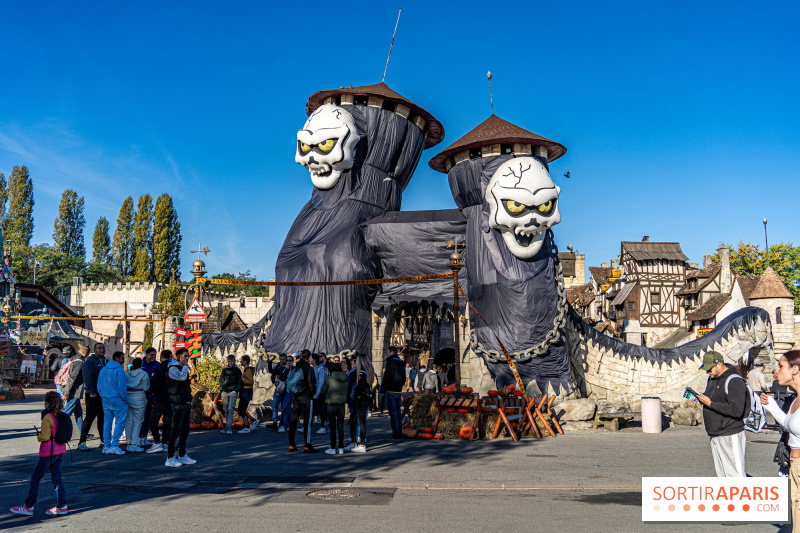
left=262, top=105, right=425, bottom=356
left=448, top=156, right=572, bottom=394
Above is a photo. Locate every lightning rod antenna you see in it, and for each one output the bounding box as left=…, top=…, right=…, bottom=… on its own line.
left=383, top=9, right=402, bottom=83
left=487, top=71, right=494, bottom=115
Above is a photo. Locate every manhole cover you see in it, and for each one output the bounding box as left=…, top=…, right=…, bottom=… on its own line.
left=306, top=489, right=360, bottom=501
left=81, top=485, right=138, bottom=494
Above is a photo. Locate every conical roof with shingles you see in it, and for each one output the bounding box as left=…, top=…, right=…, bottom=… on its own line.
left=749, top=267, right=793, bottom=299
left=428, top=114, right=566, bottom=173
left=305, top=82, right=444, bottom=149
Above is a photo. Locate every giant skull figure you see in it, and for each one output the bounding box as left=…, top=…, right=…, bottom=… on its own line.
left=263, top=83, right=443, bottom=358
left=430, top=115, right=573, bottom=397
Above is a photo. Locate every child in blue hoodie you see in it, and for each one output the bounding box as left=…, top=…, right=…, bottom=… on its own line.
left=97, top=352, right=128, bottom=455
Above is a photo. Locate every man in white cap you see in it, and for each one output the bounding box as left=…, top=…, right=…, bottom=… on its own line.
left=695, top=351, right=749, bottom=477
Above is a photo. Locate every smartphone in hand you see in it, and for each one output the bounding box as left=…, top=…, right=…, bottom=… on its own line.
left=683, top=387, right=699, bottom=403
left=33, top=425, right=40, bottom=435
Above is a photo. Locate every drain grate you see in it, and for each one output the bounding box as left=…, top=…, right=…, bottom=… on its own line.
left=307, top=489, right=360, bottom=501
left=81, top=485, right=138, bottom=494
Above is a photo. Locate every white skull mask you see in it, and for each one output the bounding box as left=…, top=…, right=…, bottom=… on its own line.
left=485, top=157, right=561, bottom=259
left=295, top=104, right=359, bottom=190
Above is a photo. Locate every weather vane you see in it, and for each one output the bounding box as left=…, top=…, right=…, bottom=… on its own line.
left=383, top=9, right=402, bottom=82
left=446, top=238, right=463, bottom=254
left=190, top=243, right=210, bottom=261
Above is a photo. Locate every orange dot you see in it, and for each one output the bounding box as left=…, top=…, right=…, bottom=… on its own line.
left=653, top=505, right=660, bottom=512
left=743, top=504, right=750, bottom=512
left=713, top=504, right=720, bottom=511
left=698, top=504, right=706, bottom=511
left=683, top=504, right=691, bottom=511
left=668, top=504, right=676, bottom=511
left=728, top=504, right=735, bottom=512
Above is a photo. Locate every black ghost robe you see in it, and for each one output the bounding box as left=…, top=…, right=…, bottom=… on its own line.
left=263, top=105, right=425, bottom=357
left=448, top=155, right=573, bottom=395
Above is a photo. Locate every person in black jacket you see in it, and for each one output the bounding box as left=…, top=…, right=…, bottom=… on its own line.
left=77, top=343, right=106, bottom=451
left=146, top=350, right=173, bottom=454
left=380, top=346, right=406, bottom=442
left=62, top=349, right=86, bottom=431
left=347, top=369, right=372, bottom=453
left=287, top=350, right=317, bottom=453
left=218, top=355, right=243, bottom=435
left=696, top=351, right=749, bottom=477
left=165, top=349, right=196, bottom=467
left=268, top=354, right=292, bottom=430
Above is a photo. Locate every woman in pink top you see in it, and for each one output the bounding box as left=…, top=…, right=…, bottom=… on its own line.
left=10, top=392, right=68, bottom=517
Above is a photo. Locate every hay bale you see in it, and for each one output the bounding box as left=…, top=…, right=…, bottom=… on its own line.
left=410, top=395, right=438, bottom=428
left=4, top=388, right=25, bottom=401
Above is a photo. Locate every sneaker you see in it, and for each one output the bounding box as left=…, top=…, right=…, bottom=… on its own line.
left=107, top=446, right=125, bottom=455
left=352, top=445, right=366, bottom=453
left=288, top=446, right=298, bottom=453
left=177, top=454, right=196, bottom=465
left=337, top=448, right=344, bottom=455
left=77, top=442, right=90, bottom=452
left=146, top=443, right=163, bottom=454
left=10, top=505, right=33, bottom=516
left=367, top=412, right=372, bottom=418
left=325, top=448, right=337, bottom=455
left=226, top=429, right=233, bottom=435
left=165, top=457, right=182, bottom=468
left=316, top=427, right=326, bottom=434
left=126, top=444, right=143, bottom=453
left=239, top=427, right=251, bottom=434
left=343, top=443, right=356, bottom=452
left=251, top=420, right=261, bottom=430
left=277, top=426, right=286, bottom=433
left=304, top=445, right=319, bottom=454
left=101, top=446, right=110, bottom=454
left=45, top=505, right=68, bottom=516
left=220, top=429, right=227, bottom=434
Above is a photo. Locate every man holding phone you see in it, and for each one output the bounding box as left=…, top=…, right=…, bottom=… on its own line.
left=695, top=351, right=749, bottom=477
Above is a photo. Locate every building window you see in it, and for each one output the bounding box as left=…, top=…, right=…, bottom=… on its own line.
left=776, top=307, right=783, bottom=324
left=501, top=144, right=513, bottom=154
left=651, top=291, right=660, bottom=306
left=628, top=302, right=634, bottom=310
left=469, top=147, right=482, bottom=160
left=354, top=95, right=369, bottom=106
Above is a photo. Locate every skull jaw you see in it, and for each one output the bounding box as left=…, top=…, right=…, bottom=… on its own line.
left=308, top=165, right=342, bottom=190
left=499, top=228, right=546, bottom=259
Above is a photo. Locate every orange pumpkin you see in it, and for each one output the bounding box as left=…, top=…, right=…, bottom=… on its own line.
left=460, top=387, right=473, bottom=394
left=433, top=433, right=443, bottom=440
left=456, top=408, right=471, bottom=414
left=498, top=387, right=511, bottom=397
left=507, top=384, right=516, bottom=390
left=0, top=395, right=6, bottom=401
left=418, top=427, right=434, bottom=434
left=443, top=407, right=456, bottom=413
left=418, top=432, right=433, bottom=440
left=190, top=423, right=201, bottom=430
left=403, top=429, right=418, bottom=439
left=443, top=386, right=455, bottom=394
left=201, top=421, right=215, bottom=430
left=513, top=390, right=524, bottom=396
left=459, top=426, right=473, bottom=439
left=487, top=390, right=499, bottom=397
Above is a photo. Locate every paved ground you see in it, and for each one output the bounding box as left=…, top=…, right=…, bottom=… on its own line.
left=0, top=391, right=792, bottom=532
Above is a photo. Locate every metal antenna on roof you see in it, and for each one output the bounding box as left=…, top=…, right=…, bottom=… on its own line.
left=487, top=71, right=494, bottom=115
left=382, top=9, right=402, bottom=83
left=763, top=218, right=770, bottom=268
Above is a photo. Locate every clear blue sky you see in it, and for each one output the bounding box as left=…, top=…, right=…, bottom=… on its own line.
left=1, top=2, right=798, bottom=281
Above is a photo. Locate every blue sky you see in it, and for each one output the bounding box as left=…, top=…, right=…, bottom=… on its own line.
left=1, top=2, right=798, bottom=281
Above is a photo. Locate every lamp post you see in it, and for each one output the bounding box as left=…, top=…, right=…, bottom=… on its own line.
left=448, top=248, right=464, bottom=387
left=763, top=218, right=769, bottom=268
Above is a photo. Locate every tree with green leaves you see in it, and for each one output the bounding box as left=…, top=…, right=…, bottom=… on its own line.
left=210, top=270, right=270, bottom=297
left=53, top=189, right=86, bottom=259
left=0, top=172, right=8, bottom=229
left=111, top=197, right=134, bottom=277
left=153, top=193, right=182, bottom=282
left=132, top=194, right=153, bottom=281
left=92, top=216, right=111, bottom=264
left=6, top=165, right=34, bottom=247
left=717, top=241, right=800, bottom=313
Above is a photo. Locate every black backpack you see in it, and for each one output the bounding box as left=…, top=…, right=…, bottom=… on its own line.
left=53, top=412, right=73, bottom=444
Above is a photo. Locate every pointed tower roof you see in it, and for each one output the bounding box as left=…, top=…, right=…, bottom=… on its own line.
left=428, top=114, right=566, bottom=173
left=749, top=267, right=793, bottom=299
left=305, top=82, right=444, bottom=149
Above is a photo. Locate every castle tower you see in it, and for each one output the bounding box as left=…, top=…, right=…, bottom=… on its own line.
left=749, top=267, right=796, bottom=358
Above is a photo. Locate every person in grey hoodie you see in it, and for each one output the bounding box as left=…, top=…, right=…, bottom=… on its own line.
left=318, top=363, right=349, bottom=454
left=97, top=352, right=128, bottom=455
left=124, top=357, right=150, bottom=452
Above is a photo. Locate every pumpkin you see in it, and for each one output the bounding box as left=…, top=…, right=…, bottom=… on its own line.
left=418, top=427, right=434, bottom=434
left=403, top=423, right=412, bottom=430
left=459, top=387, right=473, bottom=394
left=443, top=386, right=455, bottom=394
left=403, top=429, right=418, bottom=439
left=201, top=421, right=215, bottom=430
left=216, top=423, right=223, bottom=429
left=459, top=426, right=473, bottom=439
left=498, top=387, right=511, bottom=397
left=507, top=384, right=516, bottom=390
left=0, top=395, right=6, bottom=401
left=190, top=423, right=201, bottom=430
left=418, top=432, right=433, bottom=440
left=433, top=433, right=443, bottom=440
left=456, top=408, right=471, bottom=414
left=487, top=390, right=499, bottom=397
left=443, top=407, right=456, bottom=414
left=513, top=390, right=524, bottom=396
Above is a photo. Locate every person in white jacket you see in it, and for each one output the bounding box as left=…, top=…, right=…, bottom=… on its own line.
left=761, top=350, right=800, bottom=530
left=125, top=357, right=150, bottom=452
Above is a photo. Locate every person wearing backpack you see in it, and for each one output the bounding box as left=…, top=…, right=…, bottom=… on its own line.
left=287, top=349, right=317, bottom=453
left=10, top=392, right=69, bottom=516
left=761, top=350, right=800, bottom=529
left=61, top=348, right=86, bottom=432
left=52, top=347, right=73, bottom=395
left=146, top=350, right=173, bottom=454
left=268, top=353, right=291, bottom=431
left=695, top=351, right=749, bottom=477
left=319, top=362, right=349, bottom=454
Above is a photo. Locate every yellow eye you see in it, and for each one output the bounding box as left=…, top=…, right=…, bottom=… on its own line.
left=300, top=143, right=311, bottom=153
left=537, top=200, right=553, bottom=213
left=318, top=139, right=336, bottom=152
left=505, top=200, right=525, bottom=214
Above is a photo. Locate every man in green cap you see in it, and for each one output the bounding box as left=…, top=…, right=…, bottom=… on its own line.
left=695, top=351, right=749, bottom=477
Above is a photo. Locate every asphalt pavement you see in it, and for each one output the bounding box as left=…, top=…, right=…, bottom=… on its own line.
left=0, top=391, right=792, bottom=533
